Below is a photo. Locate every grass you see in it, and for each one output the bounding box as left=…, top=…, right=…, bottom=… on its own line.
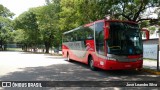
left=142, top=68, right=160, bottom=75
left=6, top=48, right=23, bottom=51
left=6, top=48, right=63, bottom=56
left=143, top=58, right=157, bottom=61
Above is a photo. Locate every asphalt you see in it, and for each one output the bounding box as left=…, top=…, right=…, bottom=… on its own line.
left=25, top=50, right=160, bottom=75
left=55, top=51, right=160, bottom=75
left=0, top=51, right=160, bottom=90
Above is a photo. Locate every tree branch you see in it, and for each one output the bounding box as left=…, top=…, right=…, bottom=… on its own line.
left=137, top=18, right=158, bottom=22
left=133, top=1, right=145, bottom=21
left=121, top=13, right=132, bottom=21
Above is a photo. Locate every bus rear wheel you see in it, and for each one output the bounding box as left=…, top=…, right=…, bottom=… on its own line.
left=89, top=57, right=96, bottom=71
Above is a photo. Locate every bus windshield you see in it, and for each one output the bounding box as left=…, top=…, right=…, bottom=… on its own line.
left=107, top=22, right=143, bottom=55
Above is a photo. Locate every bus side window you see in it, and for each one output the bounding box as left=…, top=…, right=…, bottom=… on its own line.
left=87, top=34, right=93, bottom=39
left=86, top=26, right=94, bottom=40
left=86, top=30, right=94, bottom=40
left=71, top=32, right=75, bottom=42
left=80, top=28, right=85, bottom=41
left=64, top=34, right=70, bottom=42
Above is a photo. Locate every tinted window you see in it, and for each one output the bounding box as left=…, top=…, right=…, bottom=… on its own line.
left=107, top=22, right=143, bottom=55
left=95, top=22, right=105, bottom=55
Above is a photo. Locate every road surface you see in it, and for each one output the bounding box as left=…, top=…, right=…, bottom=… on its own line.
left=0, top=51, right=159, bottom=90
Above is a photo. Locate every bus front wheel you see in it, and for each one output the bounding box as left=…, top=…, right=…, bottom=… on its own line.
left=89, top=57, right=96, bottom=71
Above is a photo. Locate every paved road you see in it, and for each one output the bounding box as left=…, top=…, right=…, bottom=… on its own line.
left=0, top=51, right=160, bottom=90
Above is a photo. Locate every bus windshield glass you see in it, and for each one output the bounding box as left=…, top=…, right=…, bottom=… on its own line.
left=107, top=22, right=143, bottom=55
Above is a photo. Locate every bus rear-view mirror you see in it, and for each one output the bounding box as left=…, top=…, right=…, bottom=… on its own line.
left=141, top=29, right=149, bottom=40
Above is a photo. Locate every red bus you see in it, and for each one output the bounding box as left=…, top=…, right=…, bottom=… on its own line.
left=62, top=19, right=145, bottom=70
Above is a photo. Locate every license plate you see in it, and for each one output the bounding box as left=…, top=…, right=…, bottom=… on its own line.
left=125, top=65, right=131, bottom=67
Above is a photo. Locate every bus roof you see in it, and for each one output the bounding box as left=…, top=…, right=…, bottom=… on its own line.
left=84, top=19, right=137, bottom=26
left=63, top=26, right=82, bottom=35
left=63, top=19, right=138, bottom=34
left=106, top=19, right=138, bottom=24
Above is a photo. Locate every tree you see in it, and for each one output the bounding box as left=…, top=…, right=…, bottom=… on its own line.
left=97, top=0, right=160, bottom=22
left=0, top=4, right=14, bottom=18
left=12, top=29, right=29, bottom=51
left=149, top=26, right=156, bottom=34
left=59, top=0, right=93, bottom=32
left=35, top=0, right=61, bottom=53
left=11, top=0, right=160, bottom=53
left=59, top=0, right=160, bottom=28
left=13, top=0, right=62, bottom=53
left=0, top=4, right=14, bottom=50
left=14, top=10, right=39, bottom=51
left=139, top=20, right=150, bottom=28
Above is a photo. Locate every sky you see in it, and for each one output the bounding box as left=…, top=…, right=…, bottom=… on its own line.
left=145, top=7, right=158, bottom=19
left=0, top=0, right=46, bottom=18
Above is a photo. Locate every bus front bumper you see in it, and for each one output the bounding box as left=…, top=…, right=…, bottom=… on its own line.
left=104, top=60, right=143, bottom=70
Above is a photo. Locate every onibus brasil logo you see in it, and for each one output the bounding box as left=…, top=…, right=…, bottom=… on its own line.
left=1, top=82, right=42, bottom=87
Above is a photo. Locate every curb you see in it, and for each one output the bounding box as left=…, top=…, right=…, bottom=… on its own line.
left=142, top=68, right=160, bottom=75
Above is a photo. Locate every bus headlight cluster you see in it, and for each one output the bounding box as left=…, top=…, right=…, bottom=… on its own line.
left=106, top=57, right=117, bottom=61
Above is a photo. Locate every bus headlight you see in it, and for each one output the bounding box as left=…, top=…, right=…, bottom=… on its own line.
left=106, top=57, right=117, bottom=61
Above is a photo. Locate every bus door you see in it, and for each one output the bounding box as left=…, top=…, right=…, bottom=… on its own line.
left=95, top=22, right=106, bottom=68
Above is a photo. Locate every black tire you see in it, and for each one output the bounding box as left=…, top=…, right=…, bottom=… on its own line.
left=67, top=53, right=72, bottom=62
left=89, top=57, right=96, bottom=71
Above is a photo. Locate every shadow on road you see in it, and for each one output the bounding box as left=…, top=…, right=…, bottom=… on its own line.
left=1, top=60, right=160, bottom=90
left=0, top=59, right=159, bottom=82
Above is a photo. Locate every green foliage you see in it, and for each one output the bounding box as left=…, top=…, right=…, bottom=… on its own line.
left=149, top=26, right=156, bottom=31
left=59, top=0, right=160, bottom=32
left=59, top=0, right=101, bottom=32
left=13, top=0, right=61, bottom=53
left=0, top=4, right=14, bottom=49
left=148, top=26, right=156, bottom=34
left=35, top=2, right=61, bottom=52
left=12, top=0, right=160, bottom=53
left=139, top=20, right=150, bottom=28
left=14, top=10, right=39, bottom=47
left=0, top=4, right=14, bottom=18
left=12, top=29, right=26, bottom=44
left=0, top=17, right=13, bottom=40
left=96, top=0, right=160, bottom=22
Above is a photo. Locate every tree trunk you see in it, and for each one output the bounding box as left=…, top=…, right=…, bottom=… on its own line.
left=24, top=45, right=27, bottom=51
left=0, top=40, right=3, bottom=51
left=0, top=45, right=2, bottom=51
left=45, top=42, right=50, bottom=53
